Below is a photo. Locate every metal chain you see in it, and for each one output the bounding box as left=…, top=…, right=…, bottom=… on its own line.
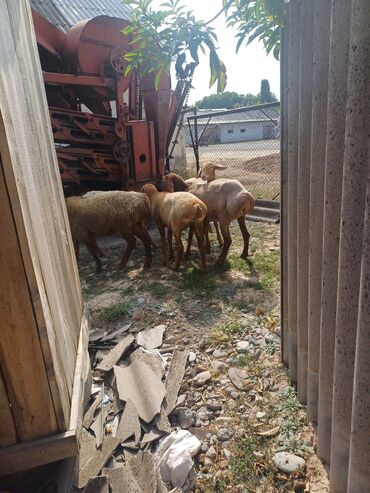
left=167, top=78, right=193, bottom=164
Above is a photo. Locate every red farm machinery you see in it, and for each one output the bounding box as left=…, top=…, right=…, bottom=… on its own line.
left=31, top=4, right=188, bottom=195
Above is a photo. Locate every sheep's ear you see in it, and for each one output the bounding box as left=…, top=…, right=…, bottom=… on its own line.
left=166, top=176, right=175, bottom=193
left=214, top=164, right=227, bottom=170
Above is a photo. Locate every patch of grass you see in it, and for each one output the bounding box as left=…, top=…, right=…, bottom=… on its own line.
left=145, top=282, right=171, bottom=299
left=99, top=301, right=133, bottom=322
left=235, top=353, right=253, bottom=368
left=251, top=251, right=280, bottom=290
left=179, top=266, right=217, bottom=297
left=220, top=318, right=244, bottom=336
left=274, top=386, right=303, bottom=414
left=121, top=285, right=135, bottom=296
left=230, top=432, right=260, bottom=485
left=209, top=329, right=230, bottom=345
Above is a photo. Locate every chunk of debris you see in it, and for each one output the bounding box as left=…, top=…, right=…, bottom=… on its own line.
left=155, top=430, right=201, bottom=490
left=84, top=390, right=103, bottom=429
left=77, top=431, right=120, bottom=489
left=137, top=324, right=166, bottom=350
left=83, top=475, right=109, bottom=493
left=114, top=360, right=166, bottom=423
left=130, top=348, right=165, bottom=378
left=101, top=323, right=132, bottom=342
left=102, top=464, right=141, bottom=493
left=116, top=400, right=141, bottom=445
left=96, top=335, right=134, bottom=372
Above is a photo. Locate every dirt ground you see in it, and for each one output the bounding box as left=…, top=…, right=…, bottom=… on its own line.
left=185, top=143, right=280, bottom=200
left=78, top=222, right=329, bottom=493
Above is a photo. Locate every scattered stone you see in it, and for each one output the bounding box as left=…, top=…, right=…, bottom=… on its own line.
left=236, top=341, right=250, bottom=353
left=204, top=457, right=213, bottom=467
left=256, top=411, right=266, bottom=420
left=223, top=449, right=232, bottom=460
left=201, top=442, right=209, bottom=453
left=206, top=446, right=217, bottom=459
left=197, top=407, right=211, bottom=421
left=212, top=360, right=229, bottom=375
left=217, top=428, right=233, bottom=442
left=188, top=352, right=197, bottom=363
left=193, top=371, right=211, bottom=386
left=206, top=399, right=222, bottom=412
left=230, top=391, right=240, bottom=400
left=253, top=451, right=265, bottom=459
left=272, top=452, right=306, bottom=474
left=210, top=435, right=218, bottom=445
left=228, top=368, right=248, bottom=390
left=176, top=394, right=186, bottom=407
left=177, top=409, right=195, bottom=429
left=213, top=349, right=226, bottom=358
left=137, top=297, right=146, bottom=304
left=166, top=335, right=176, bottom=345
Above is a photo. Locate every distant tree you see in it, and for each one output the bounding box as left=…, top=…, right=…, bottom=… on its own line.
left=256, top=79, right=278, bottom=104
left=196, top=91, right=258, bottom=109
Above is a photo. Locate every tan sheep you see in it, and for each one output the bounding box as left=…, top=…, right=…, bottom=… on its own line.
left=66, top=191, right=153, bottom=272
left=164, top=172, right=255, bottom=266
left=141, top=184, right=208, bottom=272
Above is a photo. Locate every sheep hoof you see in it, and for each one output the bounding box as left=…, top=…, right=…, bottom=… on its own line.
left=170, top=264, right=180, bottom=272
left=240, top=253, right=249, bottom=259
left=184, top=253, right=191, bottom=260
left=143, top=261, right=152, bottom=269
left=214, top=260, right=225, bottom=268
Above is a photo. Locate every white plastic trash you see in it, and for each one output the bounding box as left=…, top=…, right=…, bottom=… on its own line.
left=155, top=430, right=201, bottom=489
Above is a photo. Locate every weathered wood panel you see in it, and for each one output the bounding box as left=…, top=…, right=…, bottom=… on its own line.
left=0, top=160, right=57, bottom=440
left=0, top=0, right=83, bottom=432
left=0, top=368, right=17, bottom=447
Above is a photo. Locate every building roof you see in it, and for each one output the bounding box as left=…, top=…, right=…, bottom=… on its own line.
left=31, top=0, right=130, bottom=33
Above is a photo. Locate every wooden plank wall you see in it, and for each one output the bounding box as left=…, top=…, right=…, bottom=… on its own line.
left=0, top=0, right=83, bottom=436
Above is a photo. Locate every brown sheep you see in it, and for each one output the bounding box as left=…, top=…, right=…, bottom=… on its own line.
left=141, top=184, right=208, bottom=272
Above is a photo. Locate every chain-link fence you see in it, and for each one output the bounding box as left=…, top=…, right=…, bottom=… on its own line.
left=182, top=103, right=280, bottom=201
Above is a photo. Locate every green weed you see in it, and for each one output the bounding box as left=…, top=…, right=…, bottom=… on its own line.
left=99, top=301, right=133, bottom=322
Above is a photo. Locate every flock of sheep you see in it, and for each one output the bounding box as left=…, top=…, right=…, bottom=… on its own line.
left=66, top=163, right=256, bottom=273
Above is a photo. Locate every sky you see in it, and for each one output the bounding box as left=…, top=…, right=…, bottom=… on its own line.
left=153, top=0, right=280, bottom=104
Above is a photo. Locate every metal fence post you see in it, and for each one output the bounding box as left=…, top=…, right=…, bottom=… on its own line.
left=193, top=107, right=200, bottom=173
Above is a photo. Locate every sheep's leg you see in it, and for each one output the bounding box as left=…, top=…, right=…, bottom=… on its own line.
left=132, top=224, right=152, bottom=268
left=119, top=232, right=136, bottom=269
left=172, top=231, right=184, bottom=271
left=167, top=229, right=174, bottom=261
left=184, top=225, right=194, bottom=260
left=157, top=222, right=167, bottom=266
left=215, top=222, right=232, bottom=267
left=204, top=221, right=211, bottom=254
left=238, top=216, right=251, bottom=258
left=86, top=240, right=103, bottom=272
left=194, top=222, right=207, bottom=272
left=93, top=239, right=105, bottom=257
left=214, top=221, right=224, bottom=247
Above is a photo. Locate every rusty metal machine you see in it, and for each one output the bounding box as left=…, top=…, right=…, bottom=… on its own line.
left=31, top=8, right=185, bottom=193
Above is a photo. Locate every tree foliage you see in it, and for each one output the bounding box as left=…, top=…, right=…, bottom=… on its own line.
left=196, top=79, right=277, bottom=109
left=224, top=0, right=287, bottom=60
left=121, top=0, right=227, bottom=91
left=196, top=91, right=258, bottom=109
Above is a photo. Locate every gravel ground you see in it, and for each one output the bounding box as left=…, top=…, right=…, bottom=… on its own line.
left=79, top=222, right=329, bottom=493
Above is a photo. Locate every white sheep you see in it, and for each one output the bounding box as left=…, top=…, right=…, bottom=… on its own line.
left=66, top=191, right=153, bottom=272
left=164, top=171, right=255, bottom=266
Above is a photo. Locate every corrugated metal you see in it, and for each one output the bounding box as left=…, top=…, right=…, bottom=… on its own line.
left=281, top=0, right=370, bottom=491
left=31, top=0, right=130, bottom=32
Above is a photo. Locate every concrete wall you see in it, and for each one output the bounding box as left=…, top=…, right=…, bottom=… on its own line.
left=281, top=0, right=370, bottom=491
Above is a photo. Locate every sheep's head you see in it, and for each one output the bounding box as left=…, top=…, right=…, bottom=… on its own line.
left=140, top=183, right=158, bottom=200
left=163, top=173, right=188, bottom=192
left=198, top=162, right=227, bottom=182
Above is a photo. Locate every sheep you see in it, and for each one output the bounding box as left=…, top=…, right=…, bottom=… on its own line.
left=66, top=191, right=153, bottom=272
left=141, top=184, right=208, bottom=272
left=163, top=172, right=255, bottom=266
